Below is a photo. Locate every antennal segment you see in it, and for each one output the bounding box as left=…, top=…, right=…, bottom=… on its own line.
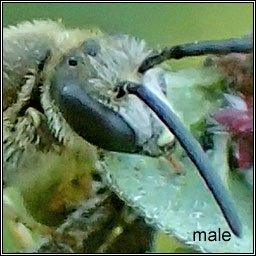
left=139, top=35, right=253, bottom=73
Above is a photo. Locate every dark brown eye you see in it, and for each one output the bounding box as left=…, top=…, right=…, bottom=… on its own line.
left=68, top=57, right=78, bottom=66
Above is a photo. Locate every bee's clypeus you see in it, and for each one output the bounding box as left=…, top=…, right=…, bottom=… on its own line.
left=3, top=20, right=252, bottom=252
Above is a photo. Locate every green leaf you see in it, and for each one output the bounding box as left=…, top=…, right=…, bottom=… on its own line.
left=99, top=136, right=253, bottom=253
left=165, top=67, right=224, bottom=127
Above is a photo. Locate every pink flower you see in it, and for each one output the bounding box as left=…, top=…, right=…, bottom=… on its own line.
left=213, top=95, right=253, bottom=169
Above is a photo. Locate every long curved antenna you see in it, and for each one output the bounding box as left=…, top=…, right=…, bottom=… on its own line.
left=115, top=82, right=242, bottom=238
left=139, top=35, right=253, bottom=73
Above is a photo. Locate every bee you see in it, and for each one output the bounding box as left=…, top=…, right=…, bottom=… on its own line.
left=3, top=20, right=252, bottom=252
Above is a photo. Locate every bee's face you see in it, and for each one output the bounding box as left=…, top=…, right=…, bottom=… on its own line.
left=47, top=35, right=170, bottom=156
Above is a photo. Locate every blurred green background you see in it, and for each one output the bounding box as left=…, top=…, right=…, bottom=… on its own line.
left=3, top=3, right=253, bottom=71
left=3, top=3, right=253, bottom=46
left=3, top=2, right=253, bottom=253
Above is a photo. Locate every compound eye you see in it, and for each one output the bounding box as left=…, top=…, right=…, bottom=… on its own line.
left=83, top=39, right=100, bottom=57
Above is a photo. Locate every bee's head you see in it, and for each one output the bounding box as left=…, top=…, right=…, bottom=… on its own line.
left=40, top=32, right=244, bottom=237
left=42, top=34, right=172, bottom=156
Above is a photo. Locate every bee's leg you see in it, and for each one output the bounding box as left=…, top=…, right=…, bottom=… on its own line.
left=3, top=69, right=60, bottom=183
left=139, top=35, right=253, bottom=72
left=3, top=69, right=38, bottom=176
left=160, top=140, right=183, bottom=175
left=165, top=155, right=183, bottom=175
left=115, top=82, right=242, bottom=238
left=4, top=69, right=37, bottom=124
left=3, top=105, right=59, bottom=184
left=36, top=189, right=154, bottom=253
